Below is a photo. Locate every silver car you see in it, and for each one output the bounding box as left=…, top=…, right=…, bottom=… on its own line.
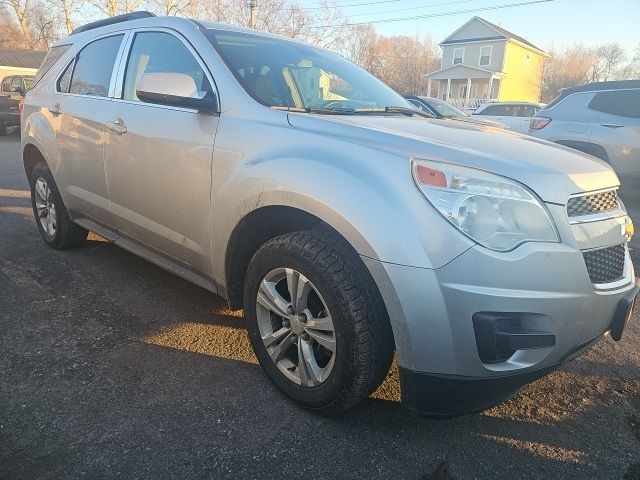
left=529, top=81, right=640, bottom=176
left=21, top=12, right=638, bottom=417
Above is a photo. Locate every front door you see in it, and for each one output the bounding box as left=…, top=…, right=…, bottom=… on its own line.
left=104, top=30, right=219, bottom=276
left=589, top=89, right=640, bottom=175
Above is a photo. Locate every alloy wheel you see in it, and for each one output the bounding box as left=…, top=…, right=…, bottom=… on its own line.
left=34, top=177, right=56, bottom=237
left=256, top=267, right=336, bottom=387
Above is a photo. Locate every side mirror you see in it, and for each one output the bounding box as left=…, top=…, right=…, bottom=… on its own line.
left=13, top=86, right=26, bottom=96
left=136, top=72, right=218, bottom=114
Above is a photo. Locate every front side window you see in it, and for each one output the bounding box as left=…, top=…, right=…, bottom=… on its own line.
left=69, top=34, right=124, bottom=97
left=479, top=46, right=491, bottom=66
left=122, top=31, right=213, bottom=103
left=205, top=29, right=407, bottom=111
left=453, top=48, right=464, bottom=65
left=57, top=60, right=74, bottom=93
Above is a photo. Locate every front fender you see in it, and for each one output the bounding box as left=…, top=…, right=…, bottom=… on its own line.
left=211, top=152, right=474, bottom=283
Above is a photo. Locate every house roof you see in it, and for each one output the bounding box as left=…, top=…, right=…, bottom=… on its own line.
left=0, top=48, right=46, bottom=69
left=427, top=64, right=506, bottom=80
left=440, top=16, right=547, bottom=56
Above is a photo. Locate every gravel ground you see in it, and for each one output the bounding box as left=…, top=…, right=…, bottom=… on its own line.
left=1, top=130, right=639, bottom=479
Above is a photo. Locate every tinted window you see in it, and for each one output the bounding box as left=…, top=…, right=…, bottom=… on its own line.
left=205, top=29, right=408, bottom=110
left=32, top=44, right=71, bottom=86
left=477, top=104, right=508, bottom=116
left=57, top=60, right=74, bottom=93
left=122, top=31, right=212, bottom=102
left=70, top=35, right=123, bottom=97
left=1, top=77, right=12, bottom=92
left=589, top=90, right=640, bottom=118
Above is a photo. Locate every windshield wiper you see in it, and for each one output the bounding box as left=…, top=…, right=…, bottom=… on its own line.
left=271, top=106, right=356, bottom=115
left=353, top=106, right=434, bottom=118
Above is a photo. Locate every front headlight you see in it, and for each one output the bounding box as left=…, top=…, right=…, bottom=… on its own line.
left=411, top=158, right=559, bottom=251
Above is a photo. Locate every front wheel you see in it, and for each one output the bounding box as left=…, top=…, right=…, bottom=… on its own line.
left=244, top=230, right=394, bottom=414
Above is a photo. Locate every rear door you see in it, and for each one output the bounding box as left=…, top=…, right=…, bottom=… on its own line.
left=54, top=32, right=127, bottom=225
left=104, top=29, right=219, bottom=277
left=589, top=89, right=640, bottom=175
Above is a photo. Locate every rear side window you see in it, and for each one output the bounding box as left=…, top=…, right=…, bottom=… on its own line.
left=32, top=45, right=71, bottom=86
left=588, top=90, right=640, bottom=118
left=478, top=104, right=508, bottom=115
left=69, top=34, right=124, bottom=97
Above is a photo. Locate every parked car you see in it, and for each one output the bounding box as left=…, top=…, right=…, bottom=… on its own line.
left=0, top=74, right=33, bottom=135
left=529, top=81, right=640, bottom=176
left=21, top=12, right=637, bottom=417
left=404, top=95, right=509, bottom=129
left=473, top=101, right=544, bottom=133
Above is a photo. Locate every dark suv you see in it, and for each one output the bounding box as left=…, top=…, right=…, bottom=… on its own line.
left=0, top=74, right=33, bottom=135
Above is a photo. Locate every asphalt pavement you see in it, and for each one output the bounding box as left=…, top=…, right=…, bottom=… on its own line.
left=1, top=129, right=639, bottom=479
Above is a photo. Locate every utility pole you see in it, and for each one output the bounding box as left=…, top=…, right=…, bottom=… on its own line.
left=248, top=0, right=257, bottom=29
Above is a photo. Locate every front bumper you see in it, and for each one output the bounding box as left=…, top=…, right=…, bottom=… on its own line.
left=363, top=240, right=637, bottom=416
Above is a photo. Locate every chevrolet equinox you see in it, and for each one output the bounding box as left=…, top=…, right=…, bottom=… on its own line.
left=21, top=12, right=638, bottom=416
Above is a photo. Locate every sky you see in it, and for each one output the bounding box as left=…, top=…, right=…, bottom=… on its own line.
left=301, top=0, right=640, bottom=53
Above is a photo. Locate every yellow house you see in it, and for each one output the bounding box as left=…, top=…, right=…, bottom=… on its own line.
left=427, top=17, right=548, bottom=109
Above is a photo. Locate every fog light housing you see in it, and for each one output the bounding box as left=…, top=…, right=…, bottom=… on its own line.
left=472, top=312, right=556, bottom=364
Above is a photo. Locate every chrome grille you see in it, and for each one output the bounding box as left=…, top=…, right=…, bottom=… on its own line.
left=567, top=190, right=619, bottom=217
left=582, top=244, right=626, bottom=284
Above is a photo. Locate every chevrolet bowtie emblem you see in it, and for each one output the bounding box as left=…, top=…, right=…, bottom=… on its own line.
left=623, top=217, right=634, bottom=241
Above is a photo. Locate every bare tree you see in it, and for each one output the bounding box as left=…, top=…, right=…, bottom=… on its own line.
left=2, top=0, right=34, bottom=46
left=591, top=42, right=627, bottom=82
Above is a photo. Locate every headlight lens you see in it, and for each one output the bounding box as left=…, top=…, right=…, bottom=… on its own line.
left=411, top=159, right=559, bottom=251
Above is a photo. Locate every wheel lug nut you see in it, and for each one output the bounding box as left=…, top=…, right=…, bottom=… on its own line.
left=301, top=333, right=310, bottom=341
left=287, top=305, right=295, bottom=315
left=282, top=319, right=290, bottom=328
left=291, top=336, right=298, bottom=344
left=299, top=313, right=307, bottom=323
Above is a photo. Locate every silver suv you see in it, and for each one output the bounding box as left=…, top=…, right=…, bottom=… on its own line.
left=21, top=12, right=638, bottom=417
left=529, top=81, right=640, bottom=176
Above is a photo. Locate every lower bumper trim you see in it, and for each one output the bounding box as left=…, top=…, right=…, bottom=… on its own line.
left=400, top=333, right=604, bottom=418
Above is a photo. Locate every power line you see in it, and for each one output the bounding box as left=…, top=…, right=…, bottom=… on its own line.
left=312, top=0, right=560, bottom=27
left=348, top=0, right=479, bottom=18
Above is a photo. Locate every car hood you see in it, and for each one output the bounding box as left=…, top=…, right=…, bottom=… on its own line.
left=451, top=116, right=509, bottom=129
left=286, top=113, right=619, bottom=204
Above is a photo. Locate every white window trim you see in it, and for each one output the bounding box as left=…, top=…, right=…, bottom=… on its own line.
left=479, top=45, right=492, bottom=67
left=452, top=47, right=464, bottom=65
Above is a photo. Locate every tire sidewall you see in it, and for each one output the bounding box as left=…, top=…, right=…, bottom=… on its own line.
left=244, top=244, right=356, bottom=410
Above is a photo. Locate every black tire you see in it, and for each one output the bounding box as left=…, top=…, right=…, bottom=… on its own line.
left=244, top=230, right=394, bottom=414
left=0, top=122, right=7, bottom=136
left=29, top=162, right=88, bottom=249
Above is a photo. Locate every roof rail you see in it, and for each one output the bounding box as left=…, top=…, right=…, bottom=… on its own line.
left=71, top=11, right=156, bottom=35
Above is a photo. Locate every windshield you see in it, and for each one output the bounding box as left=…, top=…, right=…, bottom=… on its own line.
left=23, top=76, right=34, bottom=90
left=205, top=29, right=409, bottom=111
left=424, top=98, right=468, bottom=118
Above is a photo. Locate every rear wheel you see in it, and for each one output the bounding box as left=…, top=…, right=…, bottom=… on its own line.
left=29, top=163, right=88, bottom=249
left=244, top=230, right=394, bottom=414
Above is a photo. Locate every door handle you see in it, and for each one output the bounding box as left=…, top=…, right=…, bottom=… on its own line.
left=107, top=118, right=127, bottom=134
left=48, top=103, right=61, bottom=116
left=601, top=123, right=625, bottom=128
